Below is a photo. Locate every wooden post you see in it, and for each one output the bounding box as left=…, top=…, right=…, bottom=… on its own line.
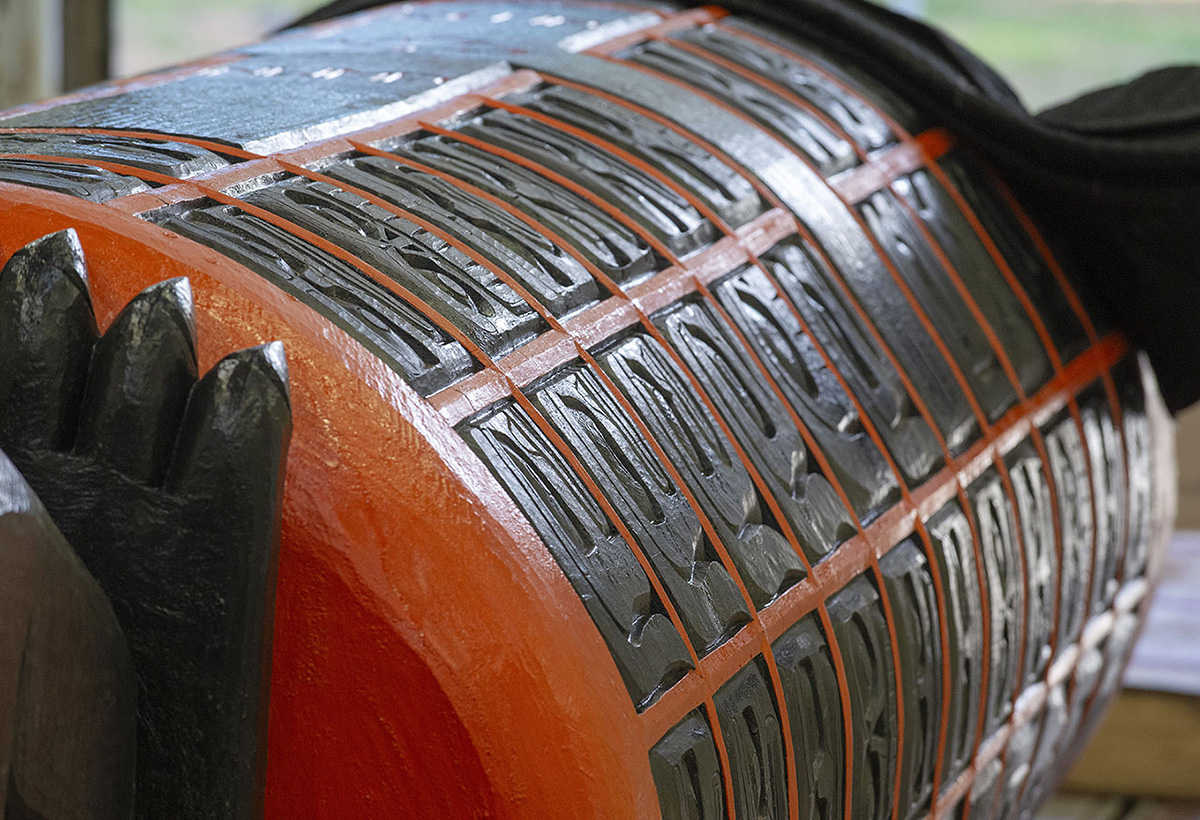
left=63, top=0, right=109, bottom=91
left=0, top=0, right=108, bottom=110
left=0, top=0, right=62, bottom=108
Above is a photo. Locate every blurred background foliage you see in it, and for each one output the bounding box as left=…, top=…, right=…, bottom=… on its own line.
left=114, top=0, right=1200, bottom=112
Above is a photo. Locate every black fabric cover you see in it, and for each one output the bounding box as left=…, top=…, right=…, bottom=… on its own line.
left=292, top=0, right=1200, bottom=412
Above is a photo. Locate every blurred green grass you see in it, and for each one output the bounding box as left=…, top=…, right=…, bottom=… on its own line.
left=915, top=0, right=1200, bottom=110
left=115, top=0, right=318, bottom=77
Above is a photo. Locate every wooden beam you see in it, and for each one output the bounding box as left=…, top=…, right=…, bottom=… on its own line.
left=63, top=0, right=109, bottom=91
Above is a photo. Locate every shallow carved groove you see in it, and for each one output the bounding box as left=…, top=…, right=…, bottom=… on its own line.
left=529, top=363, right=751, bottom=655
left=653, top=297, right=857, bottom=562
left=1005, top=439, right=1057, bottom=685
left=756, top=237, right=944, bottom=484
left=773, top=614, right=845, bottom=820
left=0, top=132, right=232, bottom=178
left=969, top=470, right=1025, bottom=736
left=762, top=232, right=978, bottom=456
left=879, top=537, right=942, bottom=820
left=457, top=107, right=715, bottom=257
left=595, top=330, right=806, bottom=608
left=384, top=130, right=664, bottom=284
left=924, top=502, right=984, bottom=787
left=619, top=39, right=857, bottom=175
left=0, top=158, right=150, bottom=202
left=1040, top=411, right=1094, bottom=652
left=1078, top=385, right=1127, bottom=614
left=148, top=200, right=476, bottom=396
left=1113, top=356, right=1154, bottom=581
left=714, top=658, right=790, bottom=820
left=241, top=176, right=547, bottom=359
left=672, top=25, right=896, bottom=154
left=508, top=83, right=766, bottom=229
left=650, top=709, right=726, bottom=820
left=459, top=399, right=693, bottom=709
left=893, top=170, right=1052, bottom=397
left=859, top=188, right=1016, bottom=423
left=720, top=17, right=930, bottom=133
left=320, top=154, right=601, bottom=318
left=937, top=152, right=1096, bottom=362
left=713, top=265, right=901, bottom=523
left=827, top=574, right=898, bottom=820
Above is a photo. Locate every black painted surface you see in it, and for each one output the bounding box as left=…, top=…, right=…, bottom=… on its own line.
left=893, top=170, right=1052, bottom=397
left=529, top=363, right=751, bottom=655
left=0, top=230, right=291, bottom=818
left=712, top=265, right=901, bottom=523
left=761, top=233, right=976, bottom=456
left=459, top=399, right=693, bottom=709
left=880, top=537, right=942, bottom=820
left=0, top=158, right=149, bottom=202
left=0, top=8, right=1160, bottom=818
left=714, top=658, right=789, bottom=820
left=383, top=130, right=665, bottom=285
left=650, top=709, right=726, bottom=820
left=242, top=176, right=547, bottom=359
left=1041, top=411, right=1094, bottom=652
left=458, top=107, right=716, bottom=257
left=673, top=25, right=896, bottom=154
left=148, top=200, right=477, bottom=396
left=1078, top=385, right=1127, bottom=614
left=938, top=152, right=1090, bottom=365
left=969, top=470, right=1024, bottom=736
left=596, top=330, right=806, bottom=608
left=620, top=40, right=857, bottom=175
left=719, top=17, right=929, bottom=134
left=0, top=449, right=135, bottom=820
left=1114, top=357, right=1154, bottom=582
left=755, top=237, right=944, bottom=484
left=859, top=188, right=1016, bottom=423
left=321, top=154, right=600, bottom=318
left=925, top=502, right=984, bottom=788
left=0, top=133, right=232, bottom=178
left=1005, top=439, right=1056, bottom=685
left=508, top=83, right=766, bottom=229
left=773, top=615, right=845, bottom=820
left=652, top=297, right=857, bottom=564
left=827, top=575, right=897, bottom=820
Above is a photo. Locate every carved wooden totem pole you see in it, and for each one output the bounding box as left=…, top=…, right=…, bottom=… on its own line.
left=0, top=2, right=1180, bottom=819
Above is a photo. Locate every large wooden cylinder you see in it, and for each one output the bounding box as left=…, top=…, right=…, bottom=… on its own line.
left=0, top=3, right=1175, bottom=818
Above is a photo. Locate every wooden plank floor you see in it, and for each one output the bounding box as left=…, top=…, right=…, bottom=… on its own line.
left=1039, top=796, right=1200, bottom=820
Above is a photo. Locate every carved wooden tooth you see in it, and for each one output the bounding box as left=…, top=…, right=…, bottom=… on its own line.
left=166, top=341, right=292, bottom=500
left=0, top=228, right=98, bottom=452
left=75, top=277, right=198, bottom=485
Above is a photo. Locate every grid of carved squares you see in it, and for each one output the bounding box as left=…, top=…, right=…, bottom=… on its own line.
left=0, top=18, right=1156, bottom=820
